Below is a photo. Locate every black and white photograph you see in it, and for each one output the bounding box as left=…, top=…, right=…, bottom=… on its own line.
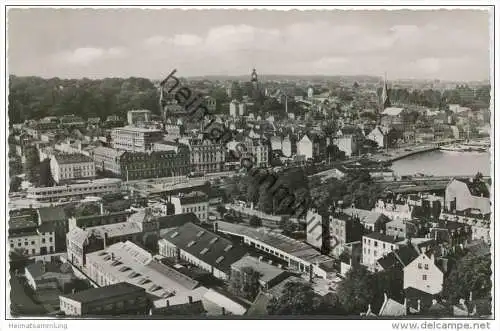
left=1, top=2, right=498, bottom=328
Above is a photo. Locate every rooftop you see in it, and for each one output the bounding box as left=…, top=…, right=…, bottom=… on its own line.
left=87, top=221, right=142, bottom=238
left=86, top=241, right=199, bottom=298
left=161, top=222, right=248, bottom=273
left=175, top=191, right=208, bottom=205
left=37, top=206, right=67, bottom=223
left=53, top=153, right=93, bottom=164
left=114, top=126, right=162, bottom=133
left=61, top=282, right=145, bottom=304
left=231, top=256, right=286, bottom=284
left=364, top=231, right=405, bottom=244
left=217, top=221, right=334, bottom=266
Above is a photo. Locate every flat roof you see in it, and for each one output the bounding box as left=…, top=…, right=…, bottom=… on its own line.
left=86, top=241, right=199, bottom=298
left=217, top=221, right=333, bottom=265
left=86, top=222, right=142, bottom=238
left=114, top=126, right=162, bottom=133
left=231, top=256, right=285, bottom=284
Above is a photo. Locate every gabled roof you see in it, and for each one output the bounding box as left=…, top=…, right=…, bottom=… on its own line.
left=161, top=223, right=248, bottom=273
left=382, top=107, right=404, bottom=116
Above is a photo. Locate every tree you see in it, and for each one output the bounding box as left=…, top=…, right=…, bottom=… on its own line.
left=38, top=158, right=55, bottom=187
left=372, top=268, right=404, bottom=310
left=10, top=176, right=22, bottom=193
left=75, top=203, right=101, bottom=217
left=216, top=205, right=227, bottom=218
left=279, top=216, right=296, bottom=234
left=23, top=146, right=40, bottom=183
left=337, top=266, right=376, bottom=314
left=267, top=281, right=321, bottom=315
left=326, top=144, right=346, bottom=162
left=443, top=253, right=492, bottom=303
left=229, top=267, right=262, bottom=301
left=249, top=216, right=262, bottom=227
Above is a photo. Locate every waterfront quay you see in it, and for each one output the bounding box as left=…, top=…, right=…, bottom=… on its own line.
left=367, top=139, right=465, bottom=163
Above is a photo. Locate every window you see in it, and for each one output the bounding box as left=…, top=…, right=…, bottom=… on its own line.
left=374, top=241, right=378, bottom=247
left=49, top=238, right=53, bottom=242
left=418, top=263, right=422, bottom=269
left=10, top=244, right=13, bottom=248
left=424, top=264, right=429, bottom=270
left=31, top=241, right=35, bottom=245
left=42, top=238, right=46, bottom=244
left=422, top=275, right=427, bottom=281
left=374, top=250, right=377, bottom=256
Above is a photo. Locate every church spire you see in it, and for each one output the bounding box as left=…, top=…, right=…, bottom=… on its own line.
left=381, top=72, right=391, bottom=110
left=251, top=68, right=258, bottom=83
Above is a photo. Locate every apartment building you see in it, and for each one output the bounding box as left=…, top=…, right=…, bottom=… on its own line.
left=111, top=126, right=163, bottom=152
left=171, top=192, right=209, bottom=223
left=50, top=154, right=95, bottom=184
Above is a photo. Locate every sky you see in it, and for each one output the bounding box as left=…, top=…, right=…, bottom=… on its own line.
left=7, top=8, right=492, bottom=81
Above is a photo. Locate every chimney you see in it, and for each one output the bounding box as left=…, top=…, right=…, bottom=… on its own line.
left=149, top=308, right=153, bottom=316
left=213, top=222, right=218, bottom=233
left=469, top=291, right=473, bottom=302
left=403, top=298, right=407, bottom=313
left=72, top=288, right=76, bottom=294
left=417, top=299, right=421, bottom=313
left=188, top=296, right=193, bottom=304
left=432, top=299, right=437, bottom=305
left=222, top=307, right=226, bottom=316
left=166, top=300, right=170, bottom=307
left=258, top=256, right=263, bottom=262
left=111, top=253, right=115, bottom=261
left=100, top=203, right=104, bottom=215
left=309, top=265, right=313, bottom=283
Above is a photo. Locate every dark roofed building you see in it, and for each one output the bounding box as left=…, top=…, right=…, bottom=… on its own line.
left=37, top=206, right=68, bottom=252
left=158, top=222, right=248, bottom=280
left=59, top=282, right=151, bottom=316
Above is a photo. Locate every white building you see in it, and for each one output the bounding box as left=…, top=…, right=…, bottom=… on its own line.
left=282, top=135, right=292, bottom=157
left=373, top=200, right=413, bottom=222
left=403, top=252, right=443, bottom=295
left=297, top=135, right=313, bottom=160
left=229, top=100, right=239, bottom=117
left=127, top=110, right=151, bottom=126
left=111, top=126, right=163, bottom=152
left=367, top=126, right=389, bottom=148
left=238, top=103, right=247, bottom=116
left=217, top=221, right=335, bottom=279
left=333, top=135, right=358, bottom=157
left=307, top=87, right=314, bottom=99
left=27, top=178, right=122, bottom=202
left=171, top=191, right=209, bottom=223
left=445, top=178, right=491, bottom=215
left=50, top=154, right=96, bottom=184
left=8, top=217, right=55, bottom=256
left=362, top=232, right=404, bottom=272
left=86, top=241, right=200, bottom=297
left=158, top=222, right=248, bottom=281
left=244, top=138, right=269, bottom=168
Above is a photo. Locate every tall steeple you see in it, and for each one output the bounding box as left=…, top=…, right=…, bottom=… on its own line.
left=381, top=72, right=391, bottom=110
left=251, top=68, right=258, bottom=83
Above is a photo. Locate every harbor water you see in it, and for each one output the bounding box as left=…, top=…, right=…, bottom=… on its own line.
left=391, top=150, right=491, bottom=177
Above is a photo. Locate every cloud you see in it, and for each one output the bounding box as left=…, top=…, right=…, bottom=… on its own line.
left=54, top=46, right=127, bottom=65
left=144, top=34, right=202, bottom=47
